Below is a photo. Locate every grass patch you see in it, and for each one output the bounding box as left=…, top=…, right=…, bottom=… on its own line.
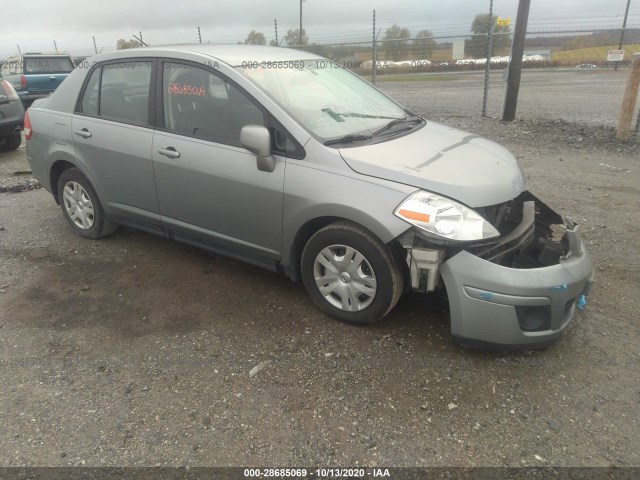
left=552, top=44, right=640, bottom=63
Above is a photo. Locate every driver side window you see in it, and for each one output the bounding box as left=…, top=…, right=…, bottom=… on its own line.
left=162, top=62, right=265, bottom=145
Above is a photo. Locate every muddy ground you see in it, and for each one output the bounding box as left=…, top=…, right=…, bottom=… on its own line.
left=0, top=118, right=638, bottom=468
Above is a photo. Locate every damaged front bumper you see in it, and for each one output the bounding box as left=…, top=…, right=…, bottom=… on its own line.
left=399, top=191, right=594, bottom=349
left=439, top=207, right=593, bottom=350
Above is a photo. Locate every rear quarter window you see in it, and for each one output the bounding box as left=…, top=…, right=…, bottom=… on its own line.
left=81, top=68, right=100, bottom=116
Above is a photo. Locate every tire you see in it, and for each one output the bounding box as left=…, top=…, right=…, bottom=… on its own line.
left=301, top=221, right=404, bottom=324
left=57, top=168, right=117, bottom=239
left=0, top=132, right=21, bottom=152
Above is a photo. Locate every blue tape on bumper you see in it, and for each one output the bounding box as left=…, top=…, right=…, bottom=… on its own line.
left=577, top=294, right=587, bottom=311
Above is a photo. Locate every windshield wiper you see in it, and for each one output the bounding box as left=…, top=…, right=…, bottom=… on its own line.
left=338, top=112, right=402, bottom=120
left=370, top=117, right=424, bottom=137
left=324, top=134, right=371, bottom=146
left=322, top=108, right=402, bottom=122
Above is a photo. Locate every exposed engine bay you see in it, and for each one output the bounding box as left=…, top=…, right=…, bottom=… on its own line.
left=398, top=191, right=574, bottom=293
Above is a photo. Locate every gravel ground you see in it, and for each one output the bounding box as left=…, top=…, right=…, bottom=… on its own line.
left=0, top=117, right=639, bottom=468
left=377, top=69, right=640, bottom=126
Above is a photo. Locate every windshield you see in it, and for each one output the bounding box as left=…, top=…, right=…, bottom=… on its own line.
left=24, top=57, right=74, bottom=74
left=236, top=60, right=412, bottom=142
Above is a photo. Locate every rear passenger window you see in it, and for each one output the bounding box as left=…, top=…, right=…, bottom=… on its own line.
left=78, top=61, right=152, bottom=124
left=99, top=61, right=151, bottom=124
left=163, top=62, right=265, bottom=144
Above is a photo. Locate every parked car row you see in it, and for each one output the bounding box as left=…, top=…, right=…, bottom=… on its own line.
left=0, top=53, right=74, bottom=108
left=0, top=52, right=75, bottom=152
left=0, top=78, right=24, bottom=151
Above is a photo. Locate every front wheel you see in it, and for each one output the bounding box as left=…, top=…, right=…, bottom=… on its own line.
left=301, top=222, right=404, bottom=324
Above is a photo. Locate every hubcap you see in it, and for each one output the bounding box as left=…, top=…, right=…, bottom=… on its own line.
left=62, top=181, right=95, bottom=230
left=313, top=244, right=377, bottom=312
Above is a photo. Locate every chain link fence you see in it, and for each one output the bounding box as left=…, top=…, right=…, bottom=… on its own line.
left=285, top=25, right=640, bottom=137
left=2, top=21, right=640, bottom=136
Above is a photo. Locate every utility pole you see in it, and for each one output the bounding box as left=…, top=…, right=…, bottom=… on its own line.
left=198, top=26, right=202, bottom=43
left=92, top=36, right=98, bottom=55
left=17, top=44, right=22, bottom=55
left=502, top=0, right=531, bottom=121
left=53, top=40, right=58, bottom=52
left=616, top=0, right=632, bottom=71
left=139, top=31, right=143, bottom=45
left=482, top=0, right=495, bottom=117
left=274, top=19, right=279, bottom=46
left=299, top=0, right=303, bottom=45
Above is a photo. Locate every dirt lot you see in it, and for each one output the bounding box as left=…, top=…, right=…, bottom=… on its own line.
left=0, top=118, right=639, bottom=468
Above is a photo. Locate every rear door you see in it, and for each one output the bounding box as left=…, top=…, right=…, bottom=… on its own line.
left=23, top=56, right=74, bottom=94
left=151, top=60, right=285, bottom=261
left=72, top=60, right=160, bottom=229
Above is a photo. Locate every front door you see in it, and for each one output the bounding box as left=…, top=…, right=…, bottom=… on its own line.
left=152, top=61, right=285, bottom=261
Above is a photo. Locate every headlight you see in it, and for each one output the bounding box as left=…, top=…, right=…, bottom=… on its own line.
left=394, top=191, right=500, bottom=242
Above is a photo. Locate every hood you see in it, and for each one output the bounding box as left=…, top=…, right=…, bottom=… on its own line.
left=339, top=121, right=526, bottom=208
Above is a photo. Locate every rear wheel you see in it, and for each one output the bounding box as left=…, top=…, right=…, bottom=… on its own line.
left=57, top=168, right=117, bottom=239
left=0, top=132, right=21, bottom=152
left=301, top=222, right=404, bottom=324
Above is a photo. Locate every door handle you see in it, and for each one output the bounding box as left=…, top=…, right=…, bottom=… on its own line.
left=158, top=147, right=180, bottom=159
left=49, top=76, right=56, bottom=80
left=74, top=128, right=92, bottom=138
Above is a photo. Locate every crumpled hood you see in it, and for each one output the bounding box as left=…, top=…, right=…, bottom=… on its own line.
left=339, top=121, right=526, bottom=208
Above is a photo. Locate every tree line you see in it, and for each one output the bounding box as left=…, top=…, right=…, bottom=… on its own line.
left=237, top=14, right=512, bottom=60
left=113, top=17, right=640, bottom=61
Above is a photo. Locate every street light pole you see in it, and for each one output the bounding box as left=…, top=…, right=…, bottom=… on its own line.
left=300, top=0, right=303, bottom=45
left=619, top=0, right=632, bottom=50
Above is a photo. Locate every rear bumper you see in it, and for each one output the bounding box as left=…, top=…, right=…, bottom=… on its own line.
left=0, top=120, right=23, bottom=137
left=0, top=99, right=25, bottom=136
left=440, top=224, right=593, bottom=349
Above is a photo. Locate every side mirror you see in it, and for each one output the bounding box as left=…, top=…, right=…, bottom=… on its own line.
left=240, top=125, right=276, bottom=172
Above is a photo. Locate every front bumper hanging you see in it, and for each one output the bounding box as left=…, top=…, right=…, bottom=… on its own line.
left=440, top=220, right=593, bottom=350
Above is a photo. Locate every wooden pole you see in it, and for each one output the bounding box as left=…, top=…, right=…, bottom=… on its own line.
left=616, top=52, right=640, bottom=141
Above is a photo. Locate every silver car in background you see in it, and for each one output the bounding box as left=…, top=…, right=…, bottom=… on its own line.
left=25, top=45, right=593, bottom=349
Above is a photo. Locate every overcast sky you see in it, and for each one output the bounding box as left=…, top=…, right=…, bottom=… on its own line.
left=1, top=0, right=638, bottom=58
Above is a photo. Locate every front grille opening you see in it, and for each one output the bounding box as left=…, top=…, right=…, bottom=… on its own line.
left=473, top=191, right=569, bottom=269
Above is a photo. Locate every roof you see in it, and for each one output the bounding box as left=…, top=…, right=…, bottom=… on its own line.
left=88, top=44, right=324, bottom=67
